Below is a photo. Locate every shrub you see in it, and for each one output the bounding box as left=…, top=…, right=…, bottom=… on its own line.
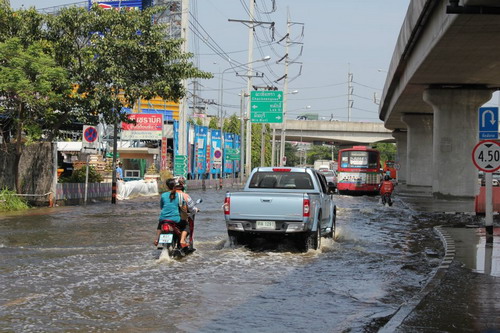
left=0, top=188, right=29, bottom=212
left=59, top=165, right=104, bottom=183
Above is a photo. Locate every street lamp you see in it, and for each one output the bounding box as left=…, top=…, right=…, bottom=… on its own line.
left=218, top=56, right=270, bottom=184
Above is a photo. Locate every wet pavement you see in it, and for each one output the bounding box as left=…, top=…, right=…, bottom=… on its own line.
left=2, top=184, right=500, bottom=332
left=1, top=189, right=444, bottom=332
left=380, top=185, right=500, bottom=332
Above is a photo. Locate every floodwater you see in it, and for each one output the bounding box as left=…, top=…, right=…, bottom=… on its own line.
left=0, top=190, right=443, bottom=332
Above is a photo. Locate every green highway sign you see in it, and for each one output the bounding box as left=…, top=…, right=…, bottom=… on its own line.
left=250, top=90, right=283, bottom=123
left=174, top=155, right=188, bottom=177
left=225, top=148, right=240, bottom=161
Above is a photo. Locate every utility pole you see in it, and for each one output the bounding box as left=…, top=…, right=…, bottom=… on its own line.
left=348, top=69, right=353, bottom=122
left=239, top=90, right=246, bottom=185
left=229, top=1, right=274, bottom=177
left=178, top=0, right=189, bottom=161
left=279, top=13, right=291, bottom=167
left=277, top=10, right=303, bottom=166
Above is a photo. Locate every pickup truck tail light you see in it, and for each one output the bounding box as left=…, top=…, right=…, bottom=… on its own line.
left=224, top=197, right=230, bottom=215
left=303, top=198, right=310, bottom=217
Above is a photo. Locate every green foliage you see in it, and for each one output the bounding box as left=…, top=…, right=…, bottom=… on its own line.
left=0, top=188, right=29, bottom=212
left=59, top=165, right=103, bottom=184
left=249, top=123, right=273, bottom=167
left=285, top=142, right=301, bottom=166
left=208, top=117, right=219, bottom=129
left=224, top=114, right=240, bottom=135
left=45, top=5, right=212, bottom=126
left=372, top=142, right=396, bottom=165
left=0, top=37, right=72, bottom=140
left=307, top=145, right=335, bottom=165
left=0, top=6, right=212, bottom=193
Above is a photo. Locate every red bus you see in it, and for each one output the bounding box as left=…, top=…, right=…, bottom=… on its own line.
left=337, top=146, right=381, bottom=194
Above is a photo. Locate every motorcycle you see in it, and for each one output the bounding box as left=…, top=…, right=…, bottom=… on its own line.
left=157, top=198, right=202, bottom=258
left=381, top=192, right=393, bottom=206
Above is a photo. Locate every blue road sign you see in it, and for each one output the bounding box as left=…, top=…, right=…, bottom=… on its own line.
left=479, top=107, right=499, bottom=140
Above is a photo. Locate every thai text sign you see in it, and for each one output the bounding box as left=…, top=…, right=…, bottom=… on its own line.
left=121, top=114, right=163, bottom=140
left=250, top=91, right=283, bottom=123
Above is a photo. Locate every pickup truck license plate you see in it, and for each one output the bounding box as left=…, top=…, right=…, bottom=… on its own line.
left=256, top=221, right=275, bottom=229
left=159, top=233, right=173, bottom=244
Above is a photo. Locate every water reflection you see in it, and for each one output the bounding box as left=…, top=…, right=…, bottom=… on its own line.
left=445, top=227, right=500, bottom=277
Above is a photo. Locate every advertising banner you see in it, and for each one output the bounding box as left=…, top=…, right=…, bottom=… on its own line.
left=173, top=120, right=179, bottom=155
left=224, top=133, right=234, bottom=174
left=121, top=114, right=162, bottom=140
left=210, top=130, right=222, bottom=175
left=88, top=0, right=142, bottom=10
left=234, top=134, right=241, bottom=173
left=194, top=126, right=208, bottom=177
left=187, top=122, right=194, bottom=178
left=205, top=131, right=212, bottom=174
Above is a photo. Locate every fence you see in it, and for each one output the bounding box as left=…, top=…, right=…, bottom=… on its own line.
left=56, top=183, right=112, bottom=203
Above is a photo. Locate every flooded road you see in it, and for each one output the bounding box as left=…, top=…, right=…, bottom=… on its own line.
left=0, top=190, right=442, bottom=332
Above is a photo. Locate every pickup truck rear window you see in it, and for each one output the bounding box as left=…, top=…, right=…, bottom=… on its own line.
left=248, top=172, right=314, bottom=189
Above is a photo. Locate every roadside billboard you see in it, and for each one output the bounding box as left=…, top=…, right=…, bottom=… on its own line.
left=88, top=0, right=142, bottom=10
left=121, top=114, right=162, bottom=140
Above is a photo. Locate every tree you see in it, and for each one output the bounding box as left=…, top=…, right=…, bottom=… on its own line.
left=307, top=144, right=333, bottom=165
left=373, top=142, right=396, bottom=165
left=0, top=38, right=71, bottom=192
left=285, top=142, right=300, bottom=166
left=208, top=116, right=219, bottom=129
left=223, top=114, right=240, bottom=135
left=45, top=5, right=212, bottom=127
left=0, top=6, right=211, bottom=193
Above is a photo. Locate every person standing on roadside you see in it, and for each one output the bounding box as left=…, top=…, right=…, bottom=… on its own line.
left=116, top=162, right=123, bottom=180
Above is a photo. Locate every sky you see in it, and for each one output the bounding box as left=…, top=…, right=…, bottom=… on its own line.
left=9, top=0, right=415, bottom=123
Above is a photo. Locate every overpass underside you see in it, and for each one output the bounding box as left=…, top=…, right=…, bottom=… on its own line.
left=379, top=0, right=500, bottom=199
left=274, top=120, right=394, bottom=146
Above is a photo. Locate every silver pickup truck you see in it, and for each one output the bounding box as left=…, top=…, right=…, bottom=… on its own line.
left=223, top=167, right=336, bottom=251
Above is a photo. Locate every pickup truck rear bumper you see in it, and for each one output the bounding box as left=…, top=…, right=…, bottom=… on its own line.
left=226, top=220, right=308, bottom=233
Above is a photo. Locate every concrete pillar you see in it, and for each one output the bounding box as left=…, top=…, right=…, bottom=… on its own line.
left=392, top=130, right=407, bottom=184
left=401, top=114, right=433, bottom=187
left=423, top=88, right=492, bottom=198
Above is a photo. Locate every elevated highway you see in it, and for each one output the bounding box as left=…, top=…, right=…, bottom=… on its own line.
left=379, top=0, right=500, bottom=198
left=274, top=120, right=393, bottom=146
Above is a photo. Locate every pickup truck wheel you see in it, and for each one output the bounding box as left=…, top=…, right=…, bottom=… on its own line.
left=228, top=231, right=245, bottom=247
left=327, top=206, right=337, bottom=238
left=298, top=227, right=320, bottom=252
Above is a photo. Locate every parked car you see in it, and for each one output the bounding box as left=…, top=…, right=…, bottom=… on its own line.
left=224, top=167, right=336, bottom=252
left=319, top=170, right=337, bottom=193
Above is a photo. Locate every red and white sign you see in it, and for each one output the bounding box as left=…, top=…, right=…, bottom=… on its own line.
left=472, top=140, right=500, bottom=173
left=82, top=125, right=99, bottom=149
left=121, top=114, right=163, bottom=140
left=213, top=148, right=222, bottom=163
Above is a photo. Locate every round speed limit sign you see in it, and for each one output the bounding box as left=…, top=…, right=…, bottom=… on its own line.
left=472, top=140, right=500, bottom=172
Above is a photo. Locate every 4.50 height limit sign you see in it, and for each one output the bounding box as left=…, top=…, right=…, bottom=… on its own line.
left=472, top=140, right=500, bottom=172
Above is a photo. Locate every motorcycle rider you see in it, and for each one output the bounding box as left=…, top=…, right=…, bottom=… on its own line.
left=154, top=178, right=182, bottom=247
left=173, top=176, right=200, bottom=249
left=379, top=175, right=395, bottom=205
left=153, top=177, right=199, bottom=250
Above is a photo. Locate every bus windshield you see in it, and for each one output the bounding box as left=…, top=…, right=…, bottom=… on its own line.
left=340, top=151, right=378, bottom=169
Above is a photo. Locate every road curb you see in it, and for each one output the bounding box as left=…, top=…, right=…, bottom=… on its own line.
left=379, top=225, right=455, bottom=332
